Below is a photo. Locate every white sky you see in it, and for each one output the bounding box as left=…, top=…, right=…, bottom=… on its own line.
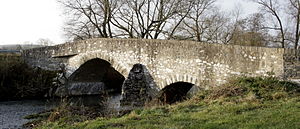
left=216, top=0, right=259, bottom=16
left=0, top=0, right=259, bottom=45
left=0, top=0, right=65, bottom=45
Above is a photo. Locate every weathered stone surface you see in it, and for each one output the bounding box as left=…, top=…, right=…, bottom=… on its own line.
left=23, top=38, right=300, bottom=94
left=284, top=50, right=300, bottom=79
left=55, top=82, right=106, bottom=97
left=120, top=64, right=159, bottom=107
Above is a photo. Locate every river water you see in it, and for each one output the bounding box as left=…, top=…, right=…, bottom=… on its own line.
left=0, top=94, right=122, bottom=129
left=0, top=100, right=57, bottom=129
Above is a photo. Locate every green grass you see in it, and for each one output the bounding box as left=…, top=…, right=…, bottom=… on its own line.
left=37, top=98, right=300, bottom=129
left=37, top=76, right=300, bottom=129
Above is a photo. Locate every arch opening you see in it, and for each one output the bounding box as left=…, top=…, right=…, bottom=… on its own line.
left=157, top=82, right=194, bottom=104
left=67, top=58, right=125, bottom=96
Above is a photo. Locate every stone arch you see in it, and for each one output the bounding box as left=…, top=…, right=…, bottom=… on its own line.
left=67, top=50, right=130, bottom=78
left=69, top=58, right=125, bottom=92
left=157, top=81, right=195, bottom=104
left=55, top=57, right=127, bottom=97
left=55, top=50, right=131, bottom=98
left=160, top=74, right=198, bottom=89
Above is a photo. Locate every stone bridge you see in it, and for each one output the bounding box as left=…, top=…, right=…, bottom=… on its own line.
left=23, top=38, right=300, bottom=106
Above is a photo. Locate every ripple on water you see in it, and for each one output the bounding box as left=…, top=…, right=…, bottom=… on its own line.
left=0, top=100, right=57, bottom=129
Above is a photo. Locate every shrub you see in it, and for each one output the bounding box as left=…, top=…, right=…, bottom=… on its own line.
left=0, top=54, right=58, bottom=100
left=196, top=76, right=300, bottom=103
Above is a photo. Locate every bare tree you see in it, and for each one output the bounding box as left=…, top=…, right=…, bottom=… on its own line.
left=59, top=0, right=274, bottom=47
left=111, top=0, right=192, bottom=39
left=229, top=13, right=268, bottom=47
left=287, top=0, right=300, bottom=49
left=218, top=4, right=244, bottom=44
left=201, top=10, right=230, bottom=43
left=180, top=0, right=216, bottom=42
left=254, top=0, right=286, bottom=48
left=60, top=0, right=195, bottom=40
left=59, top=0, right=118, bottom=41
left=179, top=2, right=244, bottom=44
left=36, top=38, right=54, bottom=46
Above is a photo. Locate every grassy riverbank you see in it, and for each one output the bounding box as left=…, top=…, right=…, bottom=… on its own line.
left=0, top=53, right=58, bottom=100
left=32, top=76, right=300, bottom=129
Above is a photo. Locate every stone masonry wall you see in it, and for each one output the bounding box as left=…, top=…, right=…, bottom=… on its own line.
left=120, top=64, right=159, bottom=107
left=22, top=46, right=66, bottom=71
left=23, top=38, right=300, bottom=92
left=283, top=49, right=300, bottom=79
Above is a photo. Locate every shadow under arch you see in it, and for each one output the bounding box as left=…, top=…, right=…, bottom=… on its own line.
left=54, top=58, right=127, bottom=109
left=68, top=58, right=125, bottom=95
left=157, top=82, right=194, bottom=104
left=67, top=50, right=129, bottom=78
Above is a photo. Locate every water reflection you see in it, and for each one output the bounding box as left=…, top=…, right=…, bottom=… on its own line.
left=0, top=93, right=122, bottom=129
left=0, top=99, right=58, bottom=129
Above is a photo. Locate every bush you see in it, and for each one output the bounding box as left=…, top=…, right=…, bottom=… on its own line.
left=0, top=54, right=58, bottom=100
left=196, top=76, right=300, bottom=103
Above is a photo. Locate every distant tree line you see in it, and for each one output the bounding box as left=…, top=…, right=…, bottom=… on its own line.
left=59, top=0, right=300, bottom=48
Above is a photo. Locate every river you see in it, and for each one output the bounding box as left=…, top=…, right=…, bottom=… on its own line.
left=0, top=94, right=122, bottom=129
left=0, top=99, right=57, bottom=129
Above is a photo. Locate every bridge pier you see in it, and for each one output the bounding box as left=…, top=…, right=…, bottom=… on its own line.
left=120, top=64, right=159, bottom=108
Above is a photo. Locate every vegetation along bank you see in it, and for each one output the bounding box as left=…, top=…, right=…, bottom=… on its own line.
left=26, top=76, right=300, bottom=129
left=0, top=53, right=59, bottom=101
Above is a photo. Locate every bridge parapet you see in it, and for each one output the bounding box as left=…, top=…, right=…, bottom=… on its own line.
left=283, top=48, right=300, bottom=79
left=23, top=38, right=300, bottom=92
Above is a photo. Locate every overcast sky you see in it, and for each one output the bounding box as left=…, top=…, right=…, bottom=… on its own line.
left=0, top=0, right=259, bottom=45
